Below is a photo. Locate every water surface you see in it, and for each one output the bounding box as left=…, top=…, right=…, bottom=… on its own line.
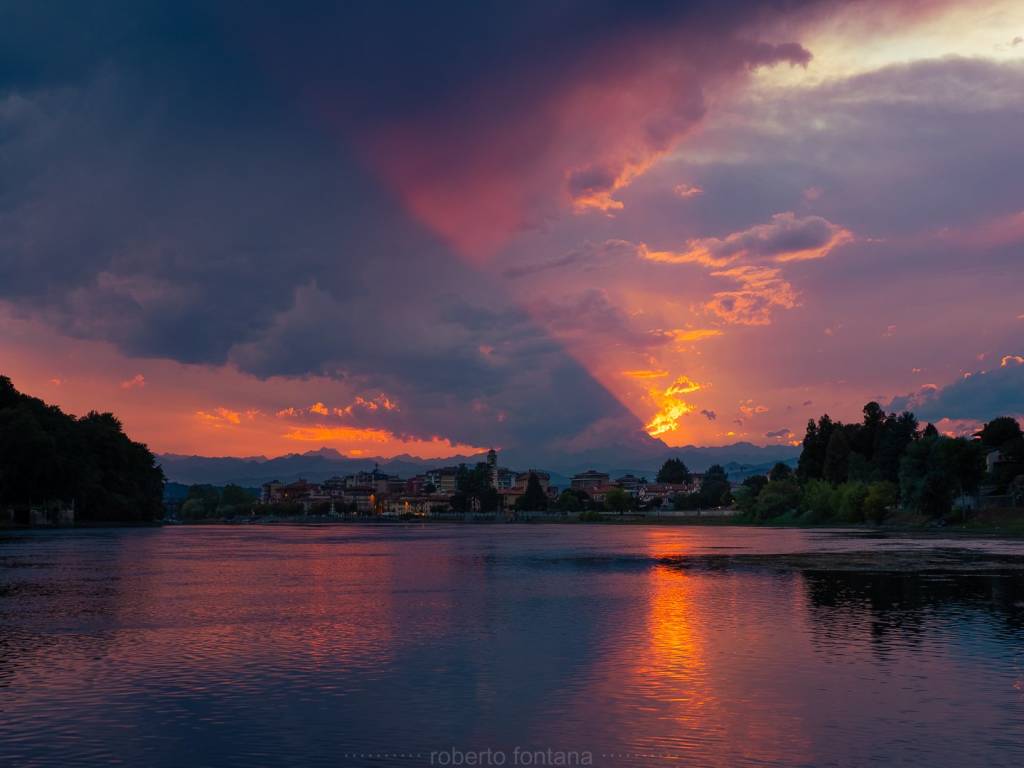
left=2, top=525, right=1024, bottom=766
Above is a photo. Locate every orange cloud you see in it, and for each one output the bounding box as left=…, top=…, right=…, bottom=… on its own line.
left=282, top=425, right=485, bottom=459
left=705, top=266, right=798, bottom=326
left=644, top=375, right=704, bottom=437
left=196, top=407, right=242, bottom=427
left=739, top=400, right=770, bottom=417
left=665, top=375, right=702, bottom=396
left=638, top=242, right=732, bottom=268
left=276, top=394, right=400, bottom=420
left=668, top=328, right=724, bottom=343
left=626, top=214, right=848, bottom=327
left=120, top=373, right=146, bottom=389
left=639, top=212, right=852, bottom=267
left=623, top=369, right=670, bottom=379
left=282, top=425, right=393, bottom=443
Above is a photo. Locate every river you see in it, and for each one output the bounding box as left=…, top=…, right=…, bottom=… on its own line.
left=2, top=525, right=1023, bottom=766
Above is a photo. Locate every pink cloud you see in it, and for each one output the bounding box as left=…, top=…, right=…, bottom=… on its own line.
left=120, top=373, right=146, bottom=389
left=704, top=265, right=799, bottom=326
left=365, top=35, right=810, bottom=259
left=641, top=213, right=853, bottom=267
left=674, top=183, right=704, bottom=199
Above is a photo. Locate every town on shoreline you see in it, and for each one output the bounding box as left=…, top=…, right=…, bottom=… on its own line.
left=173, top=453, right=727, bottom=522
left=3, top=374, right=1023, bottom=531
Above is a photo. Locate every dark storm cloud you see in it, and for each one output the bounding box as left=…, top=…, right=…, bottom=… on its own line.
left=887, top=358, right=1024, bottom=422
left=527, top=290, right=674, bottom=349
left=0, top=0, right=829, bottom=452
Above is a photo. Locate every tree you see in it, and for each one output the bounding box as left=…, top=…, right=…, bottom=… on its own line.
left=801, top=479, right=837, bottom=523
left=798, top=415, right=837, bottom=480
left=179, top=498, right=209, bottom=520
left=452, top=462, right=500, bottom=512
left=672, top=492, right=700, bottom=511
left=823, top=428, right=851, bottom=484
left=735, top=476, right=768, bottom=516
left=186, top=484, right=221, bottom=516
left=836, top=482, right=869, bottom=523
left=221, top=484, right=255, bottom=507
left=733, top=485, right=759, bottom=516
left=976, top=417, right=1023, bottom=450
left=874, top=411, right=919, bottom=482
left=656, top=458, right=692, bottom=485
left=555, top=489, right=583, bottom=512
left=699, top=464, right=730, bottom=507
left=899, top=435, right=983, bottom=518
left=940, top=436, right=987, bottom=502
left=515, top=471, right=548, bottom=511
left=754, top=479, right=801, bottom=519
left=846, top=452, right=878, bottom=483
left=742, top=474, right=769, bottom=496
left=854, top=401, right=887, bottom=463
left=603, top=487, right=633, bottom=513
left=863, top=481, right=898, bottom=525
left=768, top=462, right=793, bottom=482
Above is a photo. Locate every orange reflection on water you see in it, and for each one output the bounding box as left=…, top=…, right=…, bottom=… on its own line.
left=567, top=530, right=814, bottom=765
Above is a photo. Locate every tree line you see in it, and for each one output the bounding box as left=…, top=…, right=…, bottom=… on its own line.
left=731, top=403, right=1023, bottom=524
left=0, top=376, right=164, bottom=522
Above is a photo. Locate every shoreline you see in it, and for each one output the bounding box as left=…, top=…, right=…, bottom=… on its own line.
left=6, top=513, right=1024, bottom=538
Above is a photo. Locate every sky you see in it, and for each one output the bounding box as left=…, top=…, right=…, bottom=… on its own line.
left=1, top=0, right=1023, bottom=460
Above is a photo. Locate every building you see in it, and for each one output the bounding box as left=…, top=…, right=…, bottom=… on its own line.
left=495, top=467, right=517, bottom=490
left=383, top=495, right=438, bottom=516
left=515, top=470, right=550, bottom=491
left=498, top=487, right=522, bottom=511
left=487, top=448, right=498, bottom=487
left=571, top=470, right=610, bottom=491
left=280, top=479, right=319, bottom=502
left=613, top=474, right=646, bottom=494
left=260, top=480, right=284, bottom=504
left=427, top=466, right=460, bottom=494
left=405, top=475, right=428, bottom=495
left=586, top=484, right=620, bottom=505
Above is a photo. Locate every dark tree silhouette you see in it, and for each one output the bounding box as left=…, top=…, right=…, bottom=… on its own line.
left=0, top=376, right=164, bottom=521
left=976, top=417, right=1023, bottom=450
left=823, top=429, right=852, bottom=485
left=516, top=471, right=548, bottom=511
left=656, top=458, right=692, bottom=485
left=451, top=462, right=499, bottom=512
left=699, top=464, right=730, bottom=507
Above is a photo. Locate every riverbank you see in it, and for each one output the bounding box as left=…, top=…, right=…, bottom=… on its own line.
left=7, top=508, right=1023, bottom=537
left=177, top=506, right=1024, bottom=537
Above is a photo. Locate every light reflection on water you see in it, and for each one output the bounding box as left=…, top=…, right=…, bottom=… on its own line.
left=1, top=525, right=1023, bottom=767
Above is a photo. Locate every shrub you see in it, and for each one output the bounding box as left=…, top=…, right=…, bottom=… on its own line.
left=754, top=479, right=802, bottom=520
left=837, top=482, right=869, bottom=523
left=732, top=485, right=759, bottom=517
left=863, top=481, right=898, bottom=524
left=801, top=479, right=836, bottom=523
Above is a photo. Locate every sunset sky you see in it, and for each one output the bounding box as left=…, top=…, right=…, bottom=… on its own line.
left=1, top=0, right=1022, bottom=460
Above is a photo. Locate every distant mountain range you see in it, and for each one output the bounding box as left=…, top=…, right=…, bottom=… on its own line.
left=157, top=443, right=801, bottom=488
